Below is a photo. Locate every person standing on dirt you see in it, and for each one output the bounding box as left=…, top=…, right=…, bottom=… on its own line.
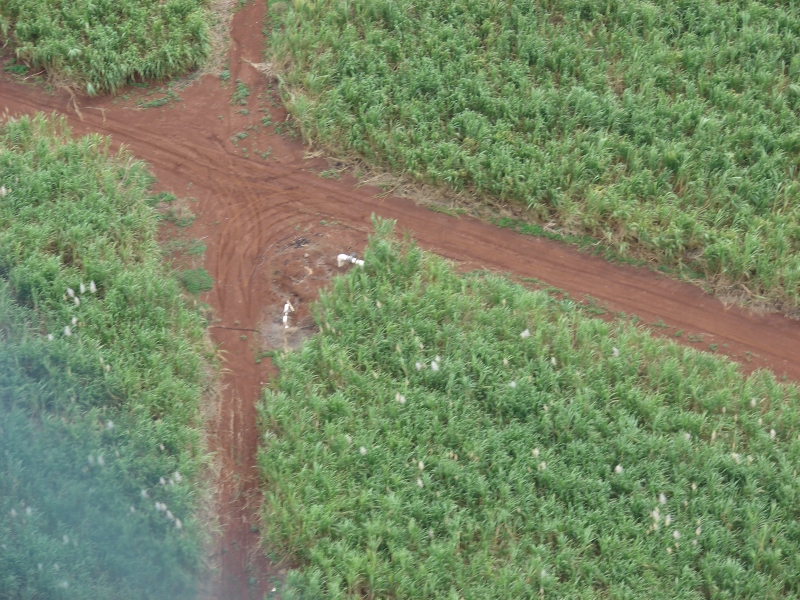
left=283, top=300, right=295, bottom=329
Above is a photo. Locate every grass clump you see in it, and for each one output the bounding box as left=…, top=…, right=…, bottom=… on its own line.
left=231, top=79, right=250, bottom=105
left=0, top=114, right=210, bottom=598
left=179, top=268, right=213, bottom=295
left=267, top=0, right=800, bottom=308
left=0, top=0, right=210, bottom=94
left=258, top=218, right=800, bottom=599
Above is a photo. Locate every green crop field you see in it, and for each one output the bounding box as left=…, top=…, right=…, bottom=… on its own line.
left=0, top=0, right=210, bottom=94
left=0, top=115, right=210, bottom=598
left=258, top=219, right=800, bottom=599
left=267, top=0, right=800, bottom=309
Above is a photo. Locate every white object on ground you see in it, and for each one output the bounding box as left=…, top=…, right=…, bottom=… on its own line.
left=337, top=253, right=364, bottom=268
left=283, top=300, right=295, bottom=328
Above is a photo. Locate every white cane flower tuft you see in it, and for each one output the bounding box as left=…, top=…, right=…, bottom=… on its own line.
left=614, top=464, right=623, bottom=474
left=359, top=446, right=367, bottom=456
left=520, top=329, right=530, bottom=339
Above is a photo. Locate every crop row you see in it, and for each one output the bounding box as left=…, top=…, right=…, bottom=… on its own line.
left=258, top=218, right=800, bottom=599
left=0, top=115, right=209, bottom=598
left=0, top=0, right=210, bottom=93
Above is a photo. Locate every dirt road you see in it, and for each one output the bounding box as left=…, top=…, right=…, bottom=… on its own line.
left=2, top=1, right=799, bottom=597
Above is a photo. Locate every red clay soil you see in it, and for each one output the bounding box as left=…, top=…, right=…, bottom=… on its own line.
left=2, top=1, right=800, bottom=596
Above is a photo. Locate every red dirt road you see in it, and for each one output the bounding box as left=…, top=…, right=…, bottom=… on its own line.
left=2, top=1, right=799, bottom=596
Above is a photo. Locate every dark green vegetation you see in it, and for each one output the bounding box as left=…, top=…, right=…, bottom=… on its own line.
left=179, top=268, right=214, bottom=295
left=258, top=219, right=800, bottom=599
left=0, top=115, right=210, bottom=598
left=267, top=0, right=800, bottom=308
left=0, top=0, right=210, bottom=94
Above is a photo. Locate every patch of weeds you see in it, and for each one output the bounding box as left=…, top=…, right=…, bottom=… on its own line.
left=261, top=149, right=272, bottom=159
left=137, top=89, right=181, bottom=109
left=220, top=67, right=231, bottom=84
left=237, top=108, right=250, bottom=115
left=232, top=79, right=250, bottom=105
left=687, top=333, right=704, bottom=343
left=3, top=62, right=28, bottom=75
left=319, top=169, right=341, bottom=180
left=429, top=204, right=466, bottom=217
left=162, top=204, right=196, bottom=227
left=179, top=268, right=214, bottom=295
left=708, top=343, right=718, bottom=352
left=274, top=121, right=299, bottom=137
left=237, top=132, right=248, bottom=139
left=674, top=329, right=684, bottom=337
left=147, top=191, right=177, bottom=208
left=186, top=239, right=207, bottom=256
left=261, top=116, right=272, bottom=127
left=652, top=319, right=668, bottom=329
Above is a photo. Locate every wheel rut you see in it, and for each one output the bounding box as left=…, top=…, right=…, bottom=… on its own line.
left=1, top=1, right=799, bottom=597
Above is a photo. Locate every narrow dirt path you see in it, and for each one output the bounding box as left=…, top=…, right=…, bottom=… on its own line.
left=2, top=1, right=799, bottom=596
